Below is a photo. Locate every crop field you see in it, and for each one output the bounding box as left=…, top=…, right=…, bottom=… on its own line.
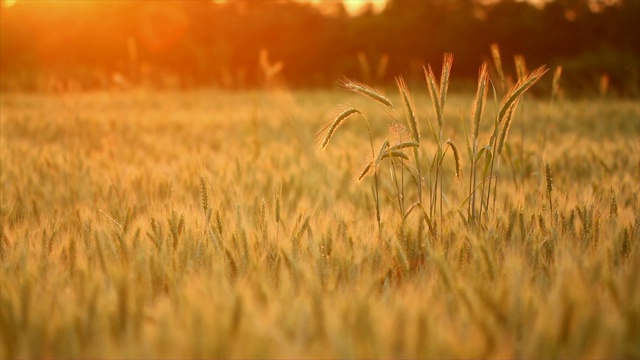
left=1, top=72, right=639, bottom=358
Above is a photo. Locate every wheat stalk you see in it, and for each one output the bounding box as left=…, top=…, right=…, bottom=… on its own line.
left=484, top=66, right=547, bottom=222
left=424, top=54, right=453, bottom=225
left=469, top=62, right=489, bottom=222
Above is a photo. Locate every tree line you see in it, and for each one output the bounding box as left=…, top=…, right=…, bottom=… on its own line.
left=1, top=0, right=638, bottom=95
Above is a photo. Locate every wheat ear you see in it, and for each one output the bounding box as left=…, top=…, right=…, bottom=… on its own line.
left=496, top=98, right=520, bottom=156
left=472, top=62, right=489, bottom=140
left=514, top=55, right=528, bottom=82
left=389, top=141, right=419, bottom=152
left=424, top=65, right=442, bottom=129
left=396, top=77, right=420, bottom=142
left=552, top=66, right=563, bottom=101
left=545, top=162, right=554, bottom=219
left=317, top=107, right=361, bottom=150
left=439, top=53, right=454, bottom=115
left=446, top=139, right=461, bottom=180
left=498, top=66, right=548, bottom=123
left=490, top=43, right=505, bottom=88
left=339, top=77, right=393, bottom=108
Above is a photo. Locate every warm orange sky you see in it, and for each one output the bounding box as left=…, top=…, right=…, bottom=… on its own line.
left=3, top=0, right=388, bottom=14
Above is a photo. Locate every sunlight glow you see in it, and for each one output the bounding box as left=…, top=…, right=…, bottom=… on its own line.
left=341, top=0, right=387, bottom=15
left=2, top=0, right=388, bottom=15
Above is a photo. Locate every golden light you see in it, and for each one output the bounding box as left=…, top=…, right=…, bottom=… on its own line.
left=3, top=0, right=388, bottom=14
left=342, top=0, right=387, bottom=15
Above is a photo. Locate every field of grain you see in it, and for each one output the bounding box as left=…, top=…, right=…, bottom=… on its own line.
left=1, top=81, right=639, bottom=358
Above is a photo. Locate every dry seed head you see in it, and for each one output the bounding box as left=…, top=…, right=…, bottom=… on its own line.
left=381, top=150, right=409, bottom=161
left=374, top=140, right=391, bottom=165
left=472, top=62, right=489, bottom=140
left=396, top=77, right=420, bottom=142
left=552, top=66, right=563, bottom=100
left=490, top=43, right=505, bottom=84
left=439, top=53, right=454, bottom=112
left=424, top=65, right=443, bottom=129
left=356, top=161, right=373, bottom=181
left=317, top=107, right=361, bottom=150
left=514, top=55, right=528, bottom=82
left=339, top=77, right=393, bottom=108
left=545, top=163, right=553, bottom=194
left=497, top=98, right=519, bottom=156
left=446, top=139, right=461, bottom=179
left=610, top=186, right=618, bottom=218
left=389, top=141, right=419, bottom=152
left=199, top=176, right=209, bottom=214
left=499, top=66, right=548, bottom=124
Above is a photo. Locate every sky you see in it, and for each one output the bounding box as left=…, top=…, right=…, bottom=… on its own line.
left=2, top=0, right=388, bottom=14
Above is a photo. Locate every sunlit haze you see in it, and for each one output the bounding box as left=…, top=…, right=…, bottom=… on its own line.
left=3, top=0, right=387, bottom=14
left=0, top=0, right=639, bottom=358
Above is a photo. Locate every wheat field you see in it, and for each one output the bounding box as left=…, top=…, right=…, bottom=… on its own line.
left=0, top=80, right=639, bottom=358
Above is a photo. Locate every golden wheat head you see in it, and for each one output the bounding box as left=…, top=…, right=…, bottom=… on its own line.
left=472, top=62, right=489, bottom=141
left=498, top=66, right=548, bottom=124
left=339, top=77, right=393, bottom=108
left=396, top=77, right=420, bottom=142
left=316, top=107, right=362, bottom=151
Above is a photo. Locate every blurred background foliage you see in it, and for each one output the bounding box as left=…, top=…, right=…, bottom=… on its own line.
left=0, top=0, right=638, bottom=96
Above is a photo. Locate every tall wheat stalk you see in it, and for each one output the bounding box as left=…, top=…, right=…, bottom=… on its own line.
left=320, top=49, right=546, bottom=231
left=396, top=77, right=422, bottom=209
left=482, top=66, right=548, bottom=221
left=469, top=62, right=489, bottom=223
left=424, top=53, right=453, bottom=229
left=318, top=80, right=396, bottom=233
